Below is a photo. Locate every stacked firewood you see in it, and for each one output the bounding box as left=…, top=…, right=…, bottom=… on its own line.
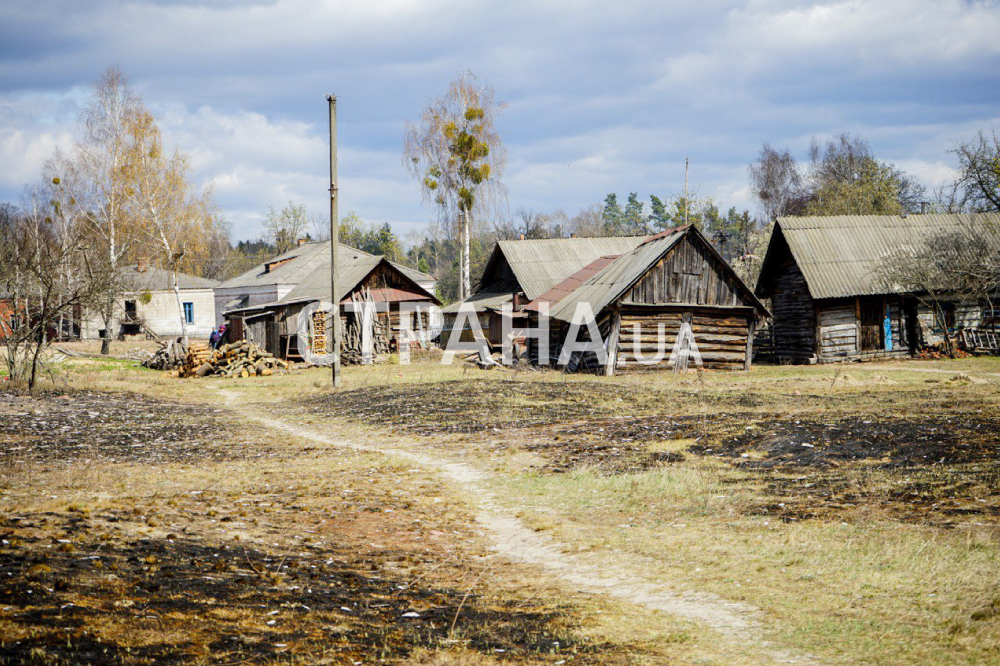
left=342, top=311, right=390, bottom=365
left=142, top=338, right=188, bottom=370
left=184, top=342, right=212, bottom=374
left=178, top=340, right=291, bottom=378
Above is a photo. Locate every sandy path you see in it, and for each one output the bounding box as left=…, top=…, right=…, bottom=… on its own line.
left=863, top=363, right=1000, bottom=378
left=220, top=390, right=817, bottom=665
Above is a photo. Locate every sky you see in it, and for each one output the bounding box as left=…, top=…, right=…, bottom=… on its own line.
left=1, top=0, right=999, bottom=243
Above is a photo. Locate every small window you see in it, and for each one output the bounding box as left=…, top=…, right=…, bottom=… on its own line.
left=982, top=302, right=1000, bottom=330
left=933, top=303, right=956, bottom=333
left=183, top=302, right=194, bottom=324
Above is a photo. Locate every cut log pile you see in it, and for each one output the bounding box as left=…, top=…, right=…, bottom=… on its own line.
left=311, top=310, right=327, bottom=354
left=342, top=301, right=390, bottom=365
left=142, top=338, right=188, bottom=370
left=177, top=340, right=291, bottom=378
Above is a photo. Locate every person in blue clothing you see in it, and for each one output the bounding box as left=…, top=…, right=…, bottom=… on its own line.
left=210, top=324, right=227, bottom=349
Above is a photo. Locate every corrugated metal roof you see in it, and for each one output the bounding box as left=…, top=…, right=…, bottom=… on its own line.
left=346, top=287, right=431, bottom=304
left=524, top=255, right=620, bottom=312
left=496, top=236, right=647, bottom=300
left=225, top=254, right=439, bottom=315
left=394, top=263, right=437, bottom=291
left=546, top=230, right=687, bottom=323
left=218, top=240, right=437, bottom=300
left=441, top=291, right=514, bottom=314
left=280, top=254, right=382, bottom=303
left=280, top=254, right=441, bottom=305
left=772, top=213, right=1000, bottom=299
left=544, top=226, right=769, bottom=323
left=122, top=265, right=218, bottom=291
left=216, top=241, right=373, bottom=290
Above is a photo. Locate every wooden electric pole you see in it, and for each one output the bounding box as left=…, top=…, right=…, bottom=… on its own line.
left=327, top=94, right=342, bottom=388
left=684, top=157, right=689, bottom=226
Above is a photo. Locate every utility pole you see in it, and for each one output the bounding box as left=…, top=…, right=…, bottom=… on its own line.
left=327, top=94, right=342, bottom=388
left=684, top=157, right=689, bottom=226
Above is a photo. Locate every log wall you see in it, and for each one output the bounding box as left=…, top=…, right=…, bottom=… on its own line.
left=768, top=252, right=817, bottom=363
left=916, top=300, right=985, bottom=347
left=816, top=301, right=856, bottom=359
left=616, top=306, right=752, bottom=371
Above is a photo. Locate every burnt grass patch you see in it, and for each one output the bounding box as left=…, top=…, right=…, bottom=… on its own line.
left=0, top=390, right=267, bottom=465
left=300, top=380, right=1000, bottom=525
left=300, top=380, right=664, bottom=434
left=532, top=412, right=1000, bottom=525
left=0, top=511, right=604, bottom=665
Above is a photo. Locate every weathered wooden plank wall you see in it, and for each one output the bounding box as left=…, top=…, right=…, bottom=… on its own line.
left=625, top=236, right=745, bottom=307
left=816, top=297, right=905, bottom=361
left=817, top=301, right=856, bottom=358
left=769, top=254, right=816, bottom=362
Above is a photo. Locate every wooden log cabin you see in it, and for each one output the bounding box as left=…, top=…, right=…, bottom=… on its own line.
left=755, top=213, right=1000, bottom=363
left=224, top=250, right=440, bottom=361
left=440, top=235, right=646, bottom=348
left=216, top=240, right=436, bottom=328
left=525, top=225, right=770, bottom=373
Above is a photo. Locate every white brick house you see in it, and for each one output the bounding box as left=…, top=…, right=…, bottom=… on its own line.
left=80, top=264, right=218, bottom=341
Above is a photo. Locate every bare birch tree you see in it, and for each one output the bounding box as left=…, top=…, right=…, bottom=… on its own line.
left=748, top=144, right=807, bottom=222
left=404, top=71, right=507, bottom=299
left=263, top=201, right=314, bottom=254
left=128, top=110, right=215, bottom=346
left=72, top=66, right=145, bottom=354
left=952, top=128, right=1000, bottom=213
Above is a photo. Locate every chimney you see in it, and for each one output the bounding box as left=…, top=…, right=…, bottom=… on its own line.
left=513, top=292, right=521, bottom=311
left=518, top=234, right=524, bottom=240
left=570, top=233, right=576, bottom=238
left=297, top=238, right=308, bottom=247
left=137, top=257, right=147, bottom=273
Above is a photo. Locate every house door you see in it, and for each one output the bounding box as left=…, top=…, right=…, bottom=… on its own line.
left=859, top=300, right=883, bottom=351
left=903, top=299, right=918, bottom=352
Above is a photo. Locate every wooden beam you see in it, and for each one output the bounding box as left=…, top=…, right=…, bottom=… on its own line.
left=620, top=301, right=756, bottom=315
left=854, top=296, right=861, bottom=354
left=604, top=308, right=621, bottom=376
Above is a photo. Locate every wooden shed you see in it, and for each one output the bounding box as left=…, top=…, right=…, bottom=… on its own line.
left=441, top=235, right=646, bottom=347
left=225, top=252, right=440, bottom=361
left=216, top=240, right=436, bottom=328
left=525, top=225, right=769, bottom=373
left=755, top=213, right=1000, bottom=363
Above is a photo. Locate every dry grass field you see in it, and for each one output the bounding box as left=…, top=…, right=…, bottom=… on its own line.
left=1, top=344, right=999, bottom=665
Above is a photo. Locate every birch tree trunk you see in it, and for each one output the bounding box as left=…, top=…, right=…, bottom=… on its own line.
left=171, top=267, right=188, bottom=346
left=101, top=230, right=118, bottom=355
left=462, top=208, right=472, bottom=299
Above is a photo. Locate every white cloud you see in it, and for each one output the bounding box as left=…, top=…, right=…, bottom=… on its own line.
left=1, top=0, right=998, bottom=240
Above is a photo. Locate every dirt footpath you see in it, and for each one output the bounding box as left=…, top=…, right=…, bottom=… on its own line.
left=235, top=391, right=820, bottom=666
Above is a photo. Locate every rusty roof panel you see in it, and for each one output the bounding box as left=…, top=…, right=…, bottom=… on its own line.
left=525, top=255, right=621, bottom=312
left=546, top=231, right=686, bottom=323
